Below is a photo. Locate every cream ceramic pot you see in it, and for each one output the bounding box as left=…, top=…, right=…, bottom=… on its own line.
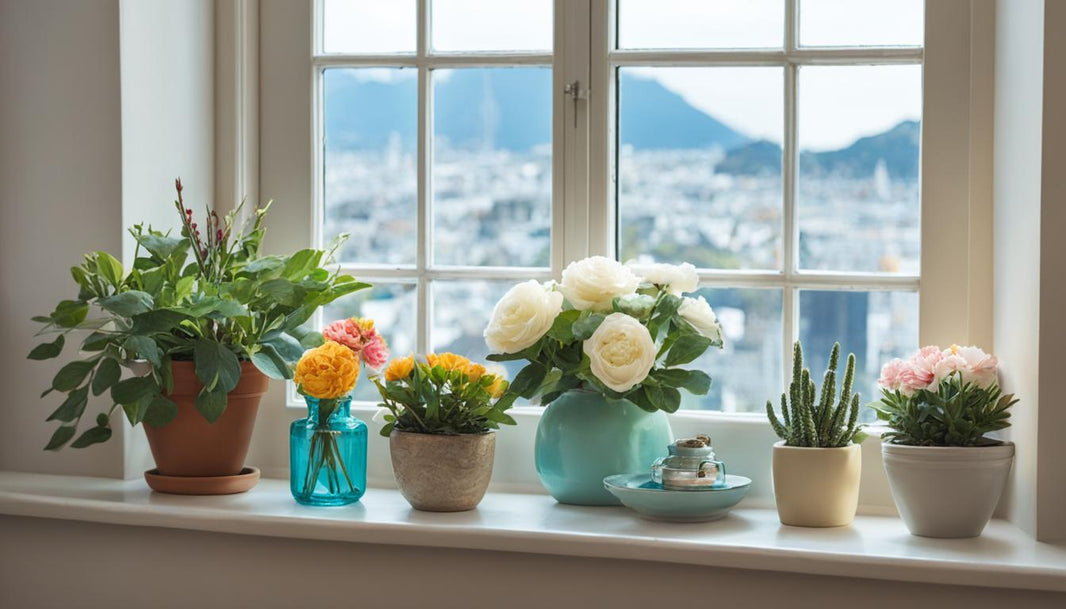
left=882, top=442, right=1014, bottom=538
left=772, top=441, right=861, bottom=527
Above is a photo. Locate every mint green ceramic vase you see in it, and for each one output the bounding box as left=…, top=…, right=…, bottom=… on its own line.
left=535, top=389, right=673, bottom=506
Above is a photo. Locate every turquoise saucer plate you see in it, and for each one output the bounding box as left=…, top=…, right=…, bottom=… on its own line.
left=603, top=473, right=751, bottom=523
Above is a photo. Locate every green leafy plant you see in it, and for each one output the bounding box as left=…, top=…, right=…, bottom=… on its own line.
left=767, top=341, right=866, bottom=447
left=374, top=353, right=513, bottom=436
left=28, top=180, right=369, bottom=450
left=873, top=375, right=1015, bottom=447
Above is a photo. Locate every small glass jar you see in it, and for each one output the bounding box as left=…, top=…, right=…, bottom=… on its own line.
left=651, top=440, right=726, bottom=490
left=290, top=395, right=367, bottom=506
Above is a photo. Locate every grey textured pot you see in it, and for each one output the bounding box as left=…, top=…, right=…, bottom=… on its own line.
left=882, top=442, right=1014, bottom=538
left=389, top=430, right=495, bottom=512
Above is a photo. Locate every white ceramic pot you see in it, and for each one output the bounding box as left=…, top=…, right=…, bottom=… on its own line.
left=882, top=442, right=1014, bottom=538
left=772, top=441, right=861, bottom=527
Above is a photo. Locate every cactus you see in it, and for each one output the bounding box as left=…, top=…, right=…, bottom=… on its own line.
left=767, top=341, right=865, bottom=448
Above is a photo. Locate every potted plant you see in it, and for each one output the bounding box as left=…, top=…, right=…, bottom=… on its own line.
left=873, top=345, right=1016, bottom=538
left=484, top=257, right=724, bottom=506
left=28, top=180, right=368, bottom=493
left=767, top=342, right=866, bottom=527
left=374, top=352, right=513, bottom=512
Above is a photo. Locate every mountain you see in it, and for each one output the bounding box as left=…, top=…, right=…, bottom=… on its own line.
left=323, top=70, right=745, bottom=152
left=716, top=120, right=921, bottom=179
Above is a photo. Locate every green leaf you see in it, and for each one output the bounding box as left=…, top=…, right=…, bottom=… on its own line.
left=28, top=335, right=65, bottom=360
left=134, top=233, right=187, bottom=259
left=251, top=345, right=292, bottom=380
left=258, top=278, right=298, bottom=305
left=653, top=368, right=711, bottom=395
left=664, top=334, right=713, bottom=367
left=143, top=395, right=178, bottom=428
left=110, top=376, right=157, bottom=405
left=46, top=386, right=89, bottom=422
left=262, top=331, right=304, bottom=363
left=627, top=387, right=658, bottom=413
left=122, top=397, right=149, bottom=426
left=571, top=313, right=606, bottom=341
left=660, top=386, right=682, bottom=413
left=44, top=426, right=76, bottom=451
left=547, top=309, right=581, bottom=342
left=94, top=251, right=125, bottom=287
left=123, top=335, right=162, bottom=367
left=509, top=363, right=548, bottom=399
left=81, top=331, right=116, bottom=352
left=98, top=291, right=154, bottom=317
left=194, top=339, right=242, bottom=393
left=195, top=388, right=227, bottom=423
left=281, top=249, right=323, bottom=280
left=130, top=309, right=194, bottom=334
left=71, top=426, right=112, bottom=448
left=52, top=360, right=95, bottom=392
left=51, top=300, right=89, bottom=328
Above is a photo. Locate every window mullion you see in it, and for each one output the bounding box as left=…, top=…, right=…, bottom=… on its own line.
left=555, top=0, right=594, bottom=266
left=416, top=0, right=430, bottom=355
left=783, top=0, right=799, bottom=386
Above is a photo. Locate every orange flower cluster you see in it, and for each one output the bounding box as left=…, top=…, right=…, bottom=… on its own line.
left=294, top=341, right=360, bottom=399
left=382, top=352, right=507, bottom=398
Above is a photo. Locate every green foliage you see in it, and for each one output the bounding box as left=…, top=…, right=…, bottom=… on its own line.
left=28, top=180, right=369, bottom=450
left=489, top=288, right=723, bottom=411
left=871, top=374, right=1015, bottom=446
left=374, top=359, right=514, bottom=437
left=766, top=341, right=866, bottom=448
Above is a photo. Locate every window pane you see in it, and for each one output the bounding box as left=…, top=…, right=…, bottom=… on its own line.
left=323, top=68, right=417, bottom=265
left=618, top=0, right=783, bottom=49
left=800, top=0, right=924, bottom=48
left=798, top=290, right=918, bottom=423
left=323, top=283, right=418, bottom=402
left=432, top=0, right=552, bottom=52
left=432, top=68, right=552, bottom=267
left=618, top=67, right=783, bottom=270
left=322, top=0, right=416, bottom=54
left=797, top=65, right=921, bottom=274
left=430, top=280, right=532, bottom=381
left=682, top=288, right=783, bottom=412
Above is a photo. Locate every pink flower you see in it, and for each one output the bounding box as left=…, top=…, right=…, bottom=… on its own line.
left=878, top=358, right=908, bottom=391
left=323, top=318, right=365, bottom=352
left=360, top=334, right=390, bottom=371
left=322, top=317, right=390, bottom=372
left=955, top=345, right=999, bottom=388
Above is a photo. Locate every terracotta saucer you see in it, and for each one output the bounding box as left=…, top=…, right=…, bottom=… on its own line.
left=144, top=467, right=261, bottom=495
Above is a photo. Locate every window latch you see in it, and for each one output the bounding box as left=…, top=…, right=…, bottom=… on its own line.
left=564, top=80, right=589, bottom=128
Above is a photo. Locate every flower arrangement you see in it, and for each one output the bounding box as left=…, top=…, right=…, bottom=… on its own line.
left=28, top=180, right=367, bottom=450
left=483, top=256, right=723, bottom=412
left=872, top=345, right=1016, bottom=446
left=292, top=318, right=385, bottom=499
left=373, top=352, right=511, bottom=436
left=767, top=342, right=866, bottom=448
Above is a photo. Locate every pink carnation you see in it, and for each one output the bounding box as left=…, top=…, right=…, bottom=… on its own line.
left=322, top=317, right=390, bottom=372
left=878, top=358, right=909, bottom=391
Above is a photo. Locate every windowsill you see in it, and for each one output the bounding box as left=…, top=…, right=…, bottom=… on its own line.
left=1, top=472, right=1064, bottom=592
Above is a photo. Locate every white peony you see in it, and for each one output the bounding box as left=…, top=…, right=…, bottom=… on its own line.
left=951, top=345, right=999, bottom=388
left=484, top=280, right=564, bottom=354
left=627, top=261, right=699, bottom=295
left=677, top=296, right=723, bottom=345
left=583, top=313, right=657, bottom=392
left=559, top=256, right=641, bottom=312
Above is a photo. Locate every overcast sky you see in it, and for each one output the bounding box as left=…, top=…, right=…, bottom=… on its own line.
left=323, top=0, right=923, bottom=150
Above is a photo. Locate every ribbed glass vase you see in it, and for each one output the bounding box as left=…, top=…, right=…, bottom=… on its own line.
left=289, top=395, right=367, bottom=506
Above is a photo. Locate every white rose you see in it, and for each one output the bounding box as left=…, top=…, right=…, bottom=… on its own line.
left=484, top=280, right=563, bottom=354
left=583, top=313, right=656, bottom=392
left=627, top=261, right=699, bottom=295
left=678, top=296, right=723, bottom=345
left=560, top=256, right=641, bottom=312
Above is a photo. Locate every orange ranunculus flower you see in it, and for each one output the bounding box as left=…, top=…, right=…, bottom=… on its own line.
left=426, top=352, right=470, bottom=371
left=295, top=341, right=360, bottom=399
left=384, top=355, right=416, bottom=382
left=486, top=374, right=508, bottom=399
left=463, top=362, right=486, bottom=381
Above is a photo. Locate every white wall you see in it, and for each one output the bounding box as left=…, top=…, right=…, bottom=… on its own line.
left=0, top=0, right=126, bottom=477
left=118, top=0, right=215, bottom=479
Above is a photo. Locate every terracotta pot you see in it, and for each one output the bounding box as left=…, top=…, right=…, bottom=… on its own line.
left=882, top=442, right=1014, bottom=538
left=143, top=360, right=268, bottom=477
left=772, top=441, right=861, bottom=527
left=389, top=430, right=495, bottom=512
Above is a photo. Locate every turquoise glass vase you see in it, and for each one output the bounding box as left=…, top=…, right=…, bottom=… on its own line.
left=535, top=389, right=673, bottom=505
left=290, top=396, right=367, bottom=506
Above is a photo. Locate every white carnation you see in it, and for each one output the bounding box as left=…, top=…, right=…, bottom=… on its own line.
left=628, top=261, right=699, bottom=295
left=484, top=280, right=563, bottom=354
left=583, top=313, right=656, bottom=392
left=560, top=256, right=641, bottom=312
left=678, top=296, right=723, bottom=345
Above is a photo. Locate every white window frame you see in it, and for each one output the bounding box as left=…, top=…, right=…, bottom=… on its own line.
left=259, top=0, right=987, bottom=506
